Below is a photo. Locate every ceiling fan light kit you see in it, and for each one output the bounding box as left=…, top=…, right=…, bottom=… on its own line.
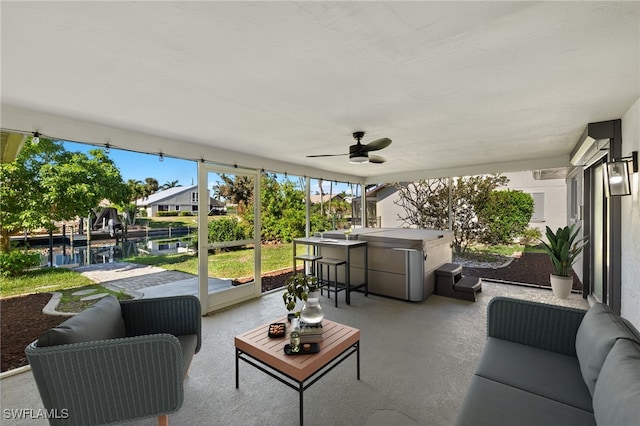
left=349, top=137, right=369, bottom=163
left=349, top=155, right=369, bottom=164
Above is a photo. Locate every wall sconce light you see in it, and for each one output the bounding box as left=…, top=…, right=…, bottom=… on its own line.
left=159, top=152, right=164, bottom=162
left=32, top=131, right=40, bottom=144
left=604, top=151, right=638, bottom=196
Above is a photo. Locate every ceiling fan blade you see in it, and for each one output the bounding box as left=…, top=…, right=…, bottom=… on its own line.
left=363, top=137, right=392, bottom=152
left=369, top=154, right=386, bottom=164
left=306, top=153, right=348, bottom=158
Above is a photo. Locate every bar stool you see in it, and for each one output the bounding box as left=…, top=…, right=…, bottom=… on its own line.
left=294, top=253, right=322, bottom=276
left=317, top=258, right=347, bottom=307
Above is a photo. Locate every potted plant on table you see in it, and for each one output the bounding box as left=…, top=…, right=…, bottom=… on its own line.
left=282, top=273, right=323, bottom=323
left=540, top=224, right=587, bottom=299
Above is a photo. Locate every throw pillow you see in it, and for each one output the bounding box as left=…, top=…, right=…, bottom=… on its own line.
left=575, top=302, right=632, bottom=395
left=37, top=295, right=126, bottom=346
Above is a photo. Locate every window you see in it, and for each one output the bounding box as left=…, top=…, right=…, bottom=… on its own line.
left=175, top=205, right=180, bottom=211
left=158, top=205, right=169, bottom=212
left=530, top=193, right=545, bottom=222
left=191, top=192, right=198, bottom=203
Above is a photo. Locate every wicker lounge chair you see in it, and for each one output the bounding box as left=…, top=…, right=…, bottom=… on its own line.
left=25, top=295, right=201, bottom=426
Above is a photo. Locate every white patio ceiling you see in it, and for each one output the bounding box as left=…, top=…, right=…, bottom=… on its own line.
left=2, top=1, right=639, bottom=184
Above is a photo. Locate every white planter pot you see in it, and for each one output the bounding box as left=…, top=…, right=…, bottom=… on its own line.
left=550, top=274, right=573, bottom=299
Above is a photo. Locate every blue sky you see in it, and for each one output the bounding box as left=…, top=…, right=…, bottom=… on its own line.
left=63, top=141, right=352, bottom=195
left=64, top=141, right=198, bottom=187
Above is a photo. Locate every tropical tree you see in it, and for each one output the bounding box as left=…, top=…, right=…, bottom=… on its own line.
left=394, top=174, right=509, bottom=253
left=0, top=137, right=129, bottom=252
left=395, top=179, right=450, bottom=230
left=144, top=177, right=159, bottom=194
left=451, top=175, right=509, bottom=253
left=161, top=180, right=180, bottom=190
left=217, top=173, right=331, bottom=243
left=216, top=174, right=254, bottom=215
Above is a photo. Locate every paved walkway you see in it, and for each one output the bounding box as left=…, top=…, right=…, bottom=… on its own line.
left=73, top=262, right=233, bottom=298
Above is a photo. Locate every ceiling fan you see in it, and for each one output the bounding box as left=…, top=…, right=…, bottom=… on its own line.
left=307, top=131, right=392, bottom=164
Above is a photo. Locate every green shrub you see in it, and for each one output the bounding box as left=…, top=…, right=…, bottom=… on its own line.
left=0, top=250, right=41, bottom=278
left=157, top=211, right=180, bottom=217
left=479, top=190, right=534, bottom=245
left=520, top=227, right=542, bottom=246
left=179, top=211, right=194, bottom=216
left=208, top=217, right=251, bottom=243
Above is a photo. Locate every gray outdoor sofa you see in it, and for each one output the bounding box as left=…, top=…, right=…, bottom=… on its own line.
left=456, top=297, right=640, bottom=426
left=25, top=295, right=201, bottom=426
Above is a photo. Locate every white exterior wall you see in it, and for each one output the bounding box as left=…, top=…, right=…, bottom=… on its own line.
left=621, top=97, right=640, bottom=329
left=376, top=187, right=411, bottom=228
left=504, top=171, right=567, bottom=236
left=142, top=189, right=202, bottom=217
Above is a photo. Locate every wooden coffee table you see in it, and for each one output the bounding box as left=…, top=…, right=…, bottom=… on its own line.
left=235, top=318, right=360, bottom=425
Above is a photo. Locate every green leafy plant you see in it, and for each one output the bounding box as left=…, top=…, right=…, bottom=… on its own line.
left=479, top=190, right=534, bottom=245
left=519, top=227, right=542, bottom=246
left=282, top=273, right=319, bottom=315
left=0, top=249, right=40, bottom=278
left=540, top=224, right=587, bottom=277
left=207, top=217, right=251, bottom=244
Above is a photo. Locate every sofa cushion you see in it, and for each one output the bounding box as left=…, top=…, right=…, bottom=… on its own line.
left=37, top=295, right=126, bottom=347
left=575, top=302, right=632, bottom=395
left=475, top=337, right=592, bottom=411
left=592, top=339, right=640, bottom=426
left=455, top=375, right=595, bottom=426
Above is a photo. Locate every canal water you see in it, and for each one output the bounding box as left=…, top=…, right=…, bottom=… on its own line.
left=42, top=236, right=195, bottom=267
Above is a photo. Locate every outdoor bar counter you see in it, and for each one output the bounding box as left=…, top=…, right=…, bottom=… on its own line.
left=320, top=228, right=453, bottom=301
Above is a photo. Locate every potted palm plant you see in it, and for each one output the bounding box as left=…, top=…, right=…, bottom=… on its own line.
left=540, top=224, right=587, bottom=299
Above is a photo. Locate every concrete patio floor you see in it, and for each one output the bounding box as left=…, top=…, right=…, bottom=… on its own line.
left=1, top=282, right=588, bottom=426
left=72, top=262, right=236, bottom=299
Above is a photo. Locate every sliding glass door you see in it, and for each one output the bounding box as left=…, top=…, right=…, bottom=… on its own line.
left=591, top=162, right=606, bottom=302
left=197, top=162, right=261, bottom=314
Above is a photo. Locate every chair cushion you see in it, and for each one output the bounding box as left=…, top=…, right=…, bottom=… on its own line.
left=592, top=339, right=640, bottom=426
left=575, top=302, right=632, bottom=395
left=37, top=295, right=126, bottom=347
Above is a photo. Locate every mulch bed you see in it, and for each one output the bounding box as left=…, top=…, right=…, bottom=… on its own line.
left=462, top=252, right=582, bottom=290
left=1, top=268, right=298, bottom=373
left=1, top=293, right=68, bottom=372
left=1, top=254, right=582, bottom=373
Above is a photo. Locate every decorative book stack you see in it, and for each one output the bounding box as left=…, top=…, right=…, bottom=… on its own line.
left=298, top=321, right=324, bottom=343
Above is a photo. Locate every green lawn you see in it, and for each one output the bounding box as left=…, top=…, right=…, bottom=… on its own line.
left=124, top=243, right=295, bottom=278
left=1, top=243, right=297, bottom=298
left=465, top=243, right=544, bottom=256
left=1, top=268, right=96, bottom=298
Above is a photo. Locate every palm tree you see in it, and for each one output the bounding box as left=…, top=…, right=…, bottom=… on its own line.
left=162, top=180, right=180, bottom=190
left=126, top=179, right=151, bottom=225
left=144, top=177, right=159, bottom=194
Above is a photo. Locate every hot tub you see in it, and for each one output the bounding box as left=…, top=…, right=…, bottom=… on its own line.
left=320, top=228, right=453, bottom=301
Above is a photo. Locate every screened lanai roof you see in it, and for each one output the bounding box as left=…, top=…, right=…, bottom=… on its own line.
left=1, top=2, right=639, bottom=182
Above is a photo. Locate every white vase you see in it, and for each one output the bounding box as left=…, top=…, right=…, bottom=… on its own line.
left=550, top=274, right=573, bottom=299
